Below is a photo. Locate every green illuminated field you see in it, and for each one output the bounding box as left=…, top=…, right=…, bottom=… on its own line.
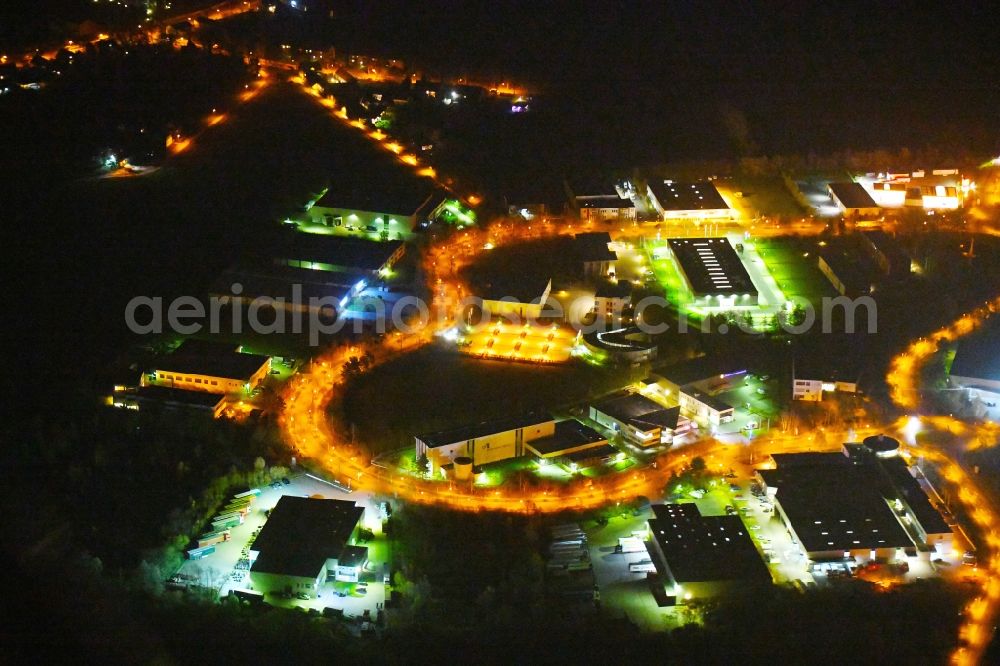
left=754, top=237, right=837, bottom=309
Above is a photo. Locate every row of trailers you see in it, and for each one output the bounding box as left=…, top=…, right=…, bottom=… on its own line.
left=186, top=489, right=261, bottom=560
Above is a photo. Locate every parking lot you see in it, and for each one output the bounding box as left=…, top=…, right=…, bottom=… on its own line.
left=175, top=472, right=387, bottom=621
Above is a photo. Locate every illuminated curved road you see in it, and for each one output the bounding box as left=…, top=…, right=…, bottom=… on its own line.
left=274, top=73, right=1000, bottom=663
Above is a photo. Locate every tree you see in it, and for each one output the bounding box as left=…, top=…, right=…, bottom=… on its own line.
left=691, top=456, right=707, bottom=472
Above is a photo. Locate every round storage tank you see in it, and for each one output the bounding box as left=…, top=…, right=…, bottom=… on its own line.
left=453, top=456, right=473, bottom=481
left=863, top=434, right=900, bottom=457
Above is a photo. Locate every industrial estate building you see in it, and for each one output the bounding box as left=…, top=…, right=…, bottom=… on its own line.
left=479, top=277, right=553, bottom=320
left=646, top=180, right=735, bottom=220
left=948, top=323, right=1000, bottom=409
left=575, top=195, right=636, bottom=222
left=275, top=233, right=405, bottom=276
left=303, top=178, right=446, bottom=237
left=146, top=340, right=271, bottom=395
left=524, top=419, right=616, bottom=469
left=827, top=182, right=880, bottom=218
left=666, top=238, right=759, bottom=304
left=646, top=503, right=772, bottom=601
left=590, top=390, right=680, bottom=446
left=209, top=264, right=367, bottom=318
left=416, top=413, right=626, bottom=473
left=757, top=441, right=952, bottom=563
left=249, top=496, right=366, bottom=598
left=415, top=412, right=556, bottom=471
left=860, top=169, right=968, bottom=210
left=572, top=232, right=618, bottom=278
left=590, top=282, right=632, bottom=321
left=112, top=385, right=228, bottom=417
left=652, top=357, right=741, bottom=426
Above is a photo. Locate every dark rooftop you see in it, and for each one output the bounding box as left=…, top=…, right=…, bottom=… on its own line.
left=525, top=419, right=607, bottom=457
left=680, top=386, right=734, bottom=414
left=658, top=355, right=748, bottom=387
left=950, top=322, right=1000, bottom=383
left=251, top=496, right=364, bottom=578
left=595, top=282, right=633, bottom=299
left=648, top=180, right=730, bottom=212
left=828, top=182, right=879, bottom=210
left=278, top=232, right=403, bottom=273
left=417, top=411, right=553, bottom=449
left=152, top=341, right=269, bottom=381
left=817, top=247, right=876, bottom=297
left=312, top=176, right=438, bottom=218
left=647, top=503, right=771, bottom=584
left=758, top=454, right=912, bottom=554
left=592, top=391, right=680, bottom=431
left=576, top=195, right=634, bottom=209
left=338, top=544, right=369, bottom=569
left=480, top=276, right=552, bottom=303
left=209, top=264, right=356, bottom=304
left=879, top=457, right=951, bottom=536
left=561, top=442, right=619, bottom=465
left=668, top=237, right=757, bottom=297
left=125, top=385, right=224, bottom=410
left=573, top=232, right=618, bottom=262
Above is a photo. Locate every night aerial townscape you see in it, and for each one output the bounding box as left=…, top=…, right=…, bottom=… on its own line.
left=7, top=1, right=1000, bottom=664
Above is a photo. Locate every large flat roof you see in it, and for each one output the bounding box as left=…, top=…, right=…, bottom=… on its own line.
left=251, top=496, right=363, bottom=578
left=648, top=180, right=730, bottom=212
left=879, top=457, right=951, bottom=535
left=592, top=391, right=680, bottom=431
left=573, top=232, right=618, bottom=262
left=525, top=419, right=607, bottom=457
left=312, top=175, right=439, bottom=218
left=152, top=341, right=269, bottom=381
left=668, top=237, right=757, bottom=297
left=417, top=411, right=553, bottom=449
left=758, top=454, right=912, bottom=554
left=648, top=503, right=771, bottom=584
left=657, top=355, right=747, bottom=387
left=278, top=232, right=403, bottom=272
left=576, top=195, right=634, bottom=209
left=829, top=182, right=879, bottom=210
left=127, top=385, right=225, bottom=409
left=209, top=264, right=356, bottom=303
left=950, top=322, right=1000, bottom=383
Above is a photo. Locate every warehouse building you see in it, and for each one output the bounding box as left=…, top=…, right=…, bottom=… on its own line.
left=947, top=323, right=1000, bottom=417
left=275, top=232, right=405, bottom=277
left=112, top=385, right=227, bottom=418
left=524, top=419, right=617, bottom=469
left=479, top=277, right=553, bottom=321
left=827, top=182, right=880, bottom=218
left=415, top=412, right=556, bottom=472
left=646, top=180, right=735, bottom=220
left=249, top=497, right=366, bottom=598
left=645, top=503, right=771, bottom=602
left=209, top=264, right=366, bottom=318
left=757, top=444, right=951, bottom=563
left=304, top=180, right=446, bottom=237
left=146, top=340, right=271, bottom=395
left=666, top=238, right=759, bottom=304
left=590, top=390, right=680, bottom=446
left=575, top=195, right=636, bottom=222
left=572, top=232, right=618, bottom=278
left=861, top=170, right=967, bottom=210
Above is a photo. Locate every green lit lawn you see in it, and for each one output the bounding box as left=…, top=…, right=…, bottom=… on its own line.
left=754, top=237, right=837, bottom=309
